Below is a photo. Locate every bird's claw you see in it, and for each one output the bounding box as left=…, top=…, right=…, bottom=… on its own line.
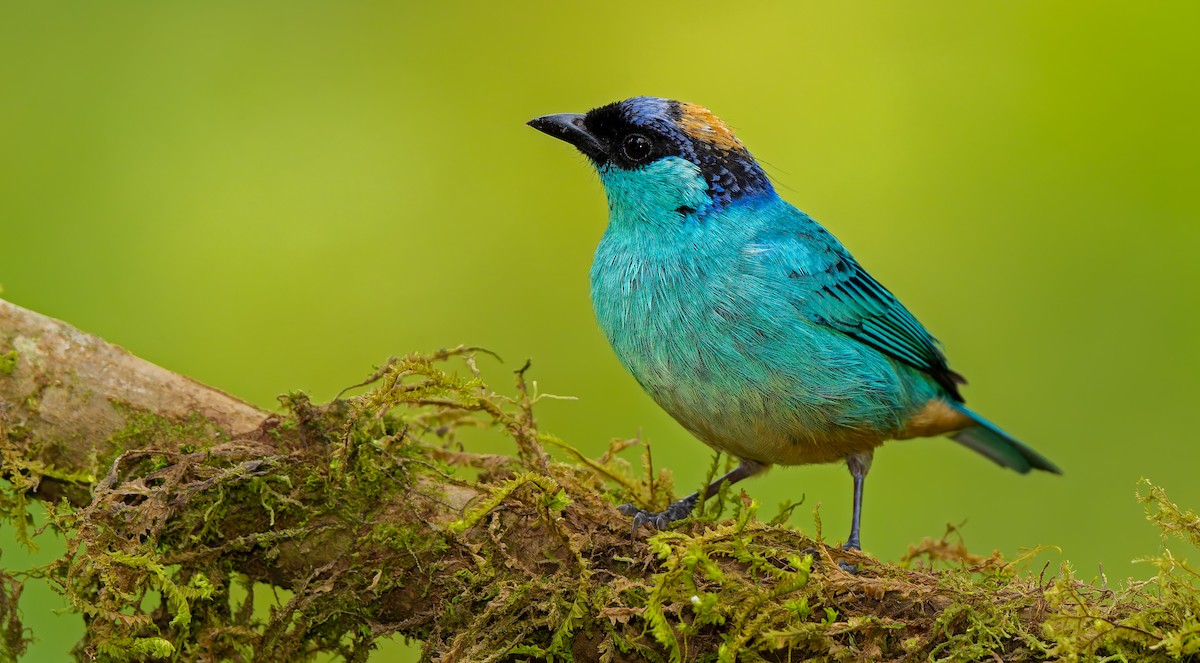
left=799, top=544, right=861, bottom=574
left=617, top=494, right=699, bottom=534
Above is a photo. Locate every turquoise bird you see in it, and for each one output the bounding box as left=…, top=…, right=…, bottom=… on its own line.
left=528, top=97, right=1060, bottom=553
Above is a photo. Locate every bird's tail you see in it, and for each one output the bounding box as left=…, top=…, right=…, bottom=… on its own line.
left=946, top=402, right=1062, bottom=475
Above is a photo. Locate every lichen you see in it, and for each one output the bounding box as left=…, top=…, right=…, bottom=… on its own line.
left=0, top=349, right=1197, bottom=661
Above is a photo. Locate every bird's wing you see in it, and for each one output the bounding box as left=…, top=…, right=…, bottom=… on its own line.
left=758, top=214, right=966, bottom=400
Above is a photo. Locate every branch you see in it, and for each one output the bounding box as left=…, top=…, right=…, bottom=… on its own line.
left=0, top=300, right=265, bottom=503
left=0, top=298, right=1197, bottom=662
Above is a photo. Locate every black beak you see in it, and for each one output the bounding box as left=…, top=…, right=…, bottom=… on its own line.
left=527, top=113, right=608, bottom=162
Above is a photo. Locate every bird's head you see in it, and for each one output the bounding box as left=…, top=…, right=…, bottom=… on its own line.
left=528, top=97, right=773, bottom=220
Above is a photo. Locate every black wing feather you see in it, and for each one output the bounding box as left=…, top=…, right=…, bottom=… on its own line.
left=807, top=256, right=966, bottom=400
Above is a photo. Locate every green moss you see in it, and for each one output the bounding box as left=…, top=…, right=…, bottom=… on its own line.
left=0, top=350, right=17, bottom=376
left=4, top=349, right=1199, bottom=661
left=106, top=406, right=223, bottom=455
left=96, top=638, right=175, bottom=660
left=447, top=472, right=566, bottom=534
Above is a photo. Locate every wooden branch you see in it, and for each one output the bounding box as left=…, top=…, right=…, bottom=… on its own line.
left=0, top=298, right=1194, bottom=662
left=0, top=300, right=500, bottom=657
left=0, top=300, right=265, bottom=502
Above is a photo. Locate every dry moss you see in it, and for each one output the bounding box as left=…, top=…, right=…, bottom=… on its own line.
left=0, top=567, right=29, bottom=662
left=0, top=349, right=1197, bottom=661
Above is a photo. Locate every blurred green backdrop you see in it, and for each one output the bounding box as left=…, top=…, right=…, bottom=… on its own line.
left=2, top=1, right=1198, bottom=660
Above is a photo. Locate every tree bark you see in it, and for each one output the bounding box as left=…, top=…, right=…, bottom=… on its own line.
left=0, top=300, right=265, bottom=498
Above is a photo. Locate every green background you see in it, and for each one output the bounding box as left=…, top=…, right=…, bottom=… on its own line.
left=3, top=1, right=1198, bottom=660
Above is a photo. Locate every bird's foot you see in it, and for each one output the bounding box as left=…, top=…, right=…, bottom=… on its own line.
left=837, top=540, right=861, bottom=573
left=617, top=494, right=699, bottom=533
left=799, top=543, right=861, bottom=574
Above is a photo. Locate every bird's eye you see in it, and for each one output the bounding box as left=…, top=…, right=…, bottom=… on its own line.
left=622, top=134, right=652, bottom=162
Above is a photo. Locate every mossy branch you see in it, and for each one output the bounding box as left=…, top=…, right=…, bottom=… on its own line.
left=1, top=298, right=1198, bottom=662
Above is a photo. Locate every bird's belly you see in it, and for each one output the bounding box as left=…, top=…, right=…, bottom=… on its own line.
left=629, top=354, right=894, bottom=466
left=592, top=258, right=923, bottom=466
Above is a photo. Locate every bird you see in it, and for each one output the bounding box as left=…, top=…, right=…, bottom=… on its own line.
left=527, top=97, right=1060, bottom=555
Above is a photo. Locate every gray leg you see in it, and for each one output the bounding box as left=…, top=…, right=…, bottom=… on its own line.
left=618, top=459, right=766, bottom=531
left=844, top=451, right=873, bottom=552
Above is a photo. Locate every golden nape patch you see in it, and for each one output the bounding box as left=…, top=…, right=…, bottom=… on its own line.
left=897, top=400, right=974, bottom=439
left=678, top=102, right=744, bottom=151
